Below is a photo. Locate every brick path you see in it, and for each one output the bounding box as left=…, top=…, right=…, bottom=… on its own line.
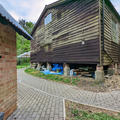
left=8, top=83, right=64, bottom=120
left=8, top=69, right=120, bottom=120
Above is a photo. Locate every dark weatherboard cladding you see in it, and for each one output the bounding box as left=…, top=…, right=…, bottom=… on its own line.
left=31, top=39, right=100, bottom=64
left=31, top=0, right=100, bottom=64
left=31, top=0, right=120, bottom=66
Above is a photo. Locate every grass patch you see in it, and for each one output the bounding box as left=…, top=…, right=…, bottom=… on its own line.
left=17, top=63, right=30, bottom=69
left=66, top=100, right=120, bottom=120
left=25, top=68, right=112, bottom=92
left=25, top=68, right=79, bottom=85
left=70, top=109, right=120, bottom=120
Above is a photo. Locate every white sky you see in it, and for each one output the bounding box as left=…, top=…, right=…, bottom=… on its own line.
left=0, top=0, right=58, bottom=22
left=0, top=0, right=120, bottom=23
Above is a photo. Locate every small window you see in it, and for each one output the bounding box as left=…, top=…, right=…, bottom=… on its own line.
left=112, top=19, right=118, bottom=43
left=44, top=13, right=52, bottom=25
left=57, top=12, right=61, bottom=19
left=44, top=44, right=52, bottom=52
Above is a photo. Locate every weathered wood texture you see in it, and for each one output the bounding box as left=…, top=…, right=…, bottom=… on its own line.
left=31, top=39, right=100, bottom=64
left=31, top=0, right=100, bottom=64
left=100, top=0, right=120, bottom=65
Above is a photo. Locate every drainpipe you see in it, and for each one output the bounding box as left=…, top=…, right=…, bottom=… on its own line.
left=102, top=0, right=105, bottom=51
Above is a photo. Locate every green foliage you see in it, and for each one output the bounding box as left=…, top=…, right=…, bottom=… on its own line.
left=17, top=57, right=30, bottom=65
left=17, top=19, right=34, bottom=55
left=17, top=33, right=31, bottom=55
left=25, top=68, right=81, bottom=85
left=17, top=63, right=30, bottom=69
left=71, top=109, right=79, bottom=116
left=71, top=109, right=120, bottom=120
left=19, top=19, right=34, bottom=34
left=17, top=57, right=30, bottom=69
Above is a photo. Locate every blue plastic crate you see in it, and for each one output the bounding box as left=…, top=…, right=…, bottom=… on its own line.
left=0, top=112, right=4, bottom=120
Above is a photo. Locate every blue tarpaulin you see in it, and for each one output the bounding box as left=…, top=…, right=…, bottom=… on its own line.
left=52, top=64, right=63, bottom=72
left=41, top=64, right=63, bottom=75
left=41, top=70, right=63, bottom=75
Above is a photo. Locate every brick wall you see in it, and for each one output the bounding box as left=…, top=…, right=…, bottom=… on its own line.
left=0, top=23, right=17, bottom=120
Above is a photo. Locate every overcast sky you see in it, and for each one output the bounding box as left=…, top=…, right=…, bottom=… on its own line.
left=0, top=0, right=120, bottom=23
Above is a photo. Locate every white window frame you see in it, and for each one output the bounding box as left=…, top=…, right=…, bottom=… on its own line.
left=44, top=13, right=52, bottom=25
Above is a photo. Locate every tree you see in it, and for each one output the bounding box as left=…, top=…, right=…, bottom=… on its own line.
left=17, top=19, right=34, bottom=55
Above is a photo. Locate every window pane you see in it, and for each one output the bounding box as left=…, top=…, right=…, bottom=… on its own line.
left=112, top=19, right=118, bottom=43
left=44, top=13, right=52, bottom=25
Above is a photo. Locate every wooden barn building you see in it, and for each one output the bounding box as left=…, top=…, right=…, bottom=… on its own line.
left=0, top=4, right=32, bottom=119
left=31, top=0, right=120, bottom=79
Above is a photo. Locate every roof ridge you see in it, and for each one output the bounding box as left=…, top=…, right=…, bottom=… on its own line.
left=31, top=0, right=120, bottom=36
left=31, top=0, right=72, bottom=35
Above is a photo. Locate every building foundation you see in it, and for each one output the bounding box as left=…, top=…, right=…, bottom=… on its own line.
left=47, top=62, right=52, bottom=71
left=95, top=65, right=104, bottom=82
left=108, top=63, right=118, bottom=75
left=30, top=63, right=36, bottom=69
left=108, top=64, right=115, bottom=75
left=114, top=63, right=118, bottom=75
left=36, top=63, right=42, bottom=70
left=64, top=63, right=70, bottom=76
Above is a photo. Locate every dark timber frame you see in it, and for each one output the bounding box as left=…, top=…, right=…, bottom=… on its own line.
left=31, top=0, right=120, bottom=75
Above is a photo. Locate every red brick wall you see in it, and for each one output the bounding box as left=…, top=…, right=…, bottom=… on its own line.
left=0, top=23, right=17, bottom=120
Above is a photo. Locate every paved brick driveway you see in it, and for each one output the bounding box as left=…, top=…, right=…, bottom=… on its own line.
left=8, top=69, right=120, bottom=120
left=8, top=83, right=64, bottom=120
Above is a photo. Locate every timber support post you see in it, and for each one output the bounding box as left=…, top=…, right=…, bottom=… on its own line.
left=47, top=62, right=52, bottom=71
left=108, top=63, right=118, bottom=75
left=108, top=64, right=114, bottom=75
left=30, top=63, right=35, bottom=68
left=114, top=63, right=118, bottom=75
left=95, top=64, right=104, bottom=82
left=37, top=63, right=42, bottom=70
left=64, top=63, right=70, bottom=76
left=30, top=63, right=33, bottom=68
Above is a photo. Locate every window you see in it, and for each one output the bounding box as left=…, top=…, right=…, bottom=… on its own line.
left=57, top=11, right=61, bottom=19
left=44, top=13, right=52, bottom=25
left=44, top=44, right=52, bottom=52
left=112, top=19, right=118, bottom=43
